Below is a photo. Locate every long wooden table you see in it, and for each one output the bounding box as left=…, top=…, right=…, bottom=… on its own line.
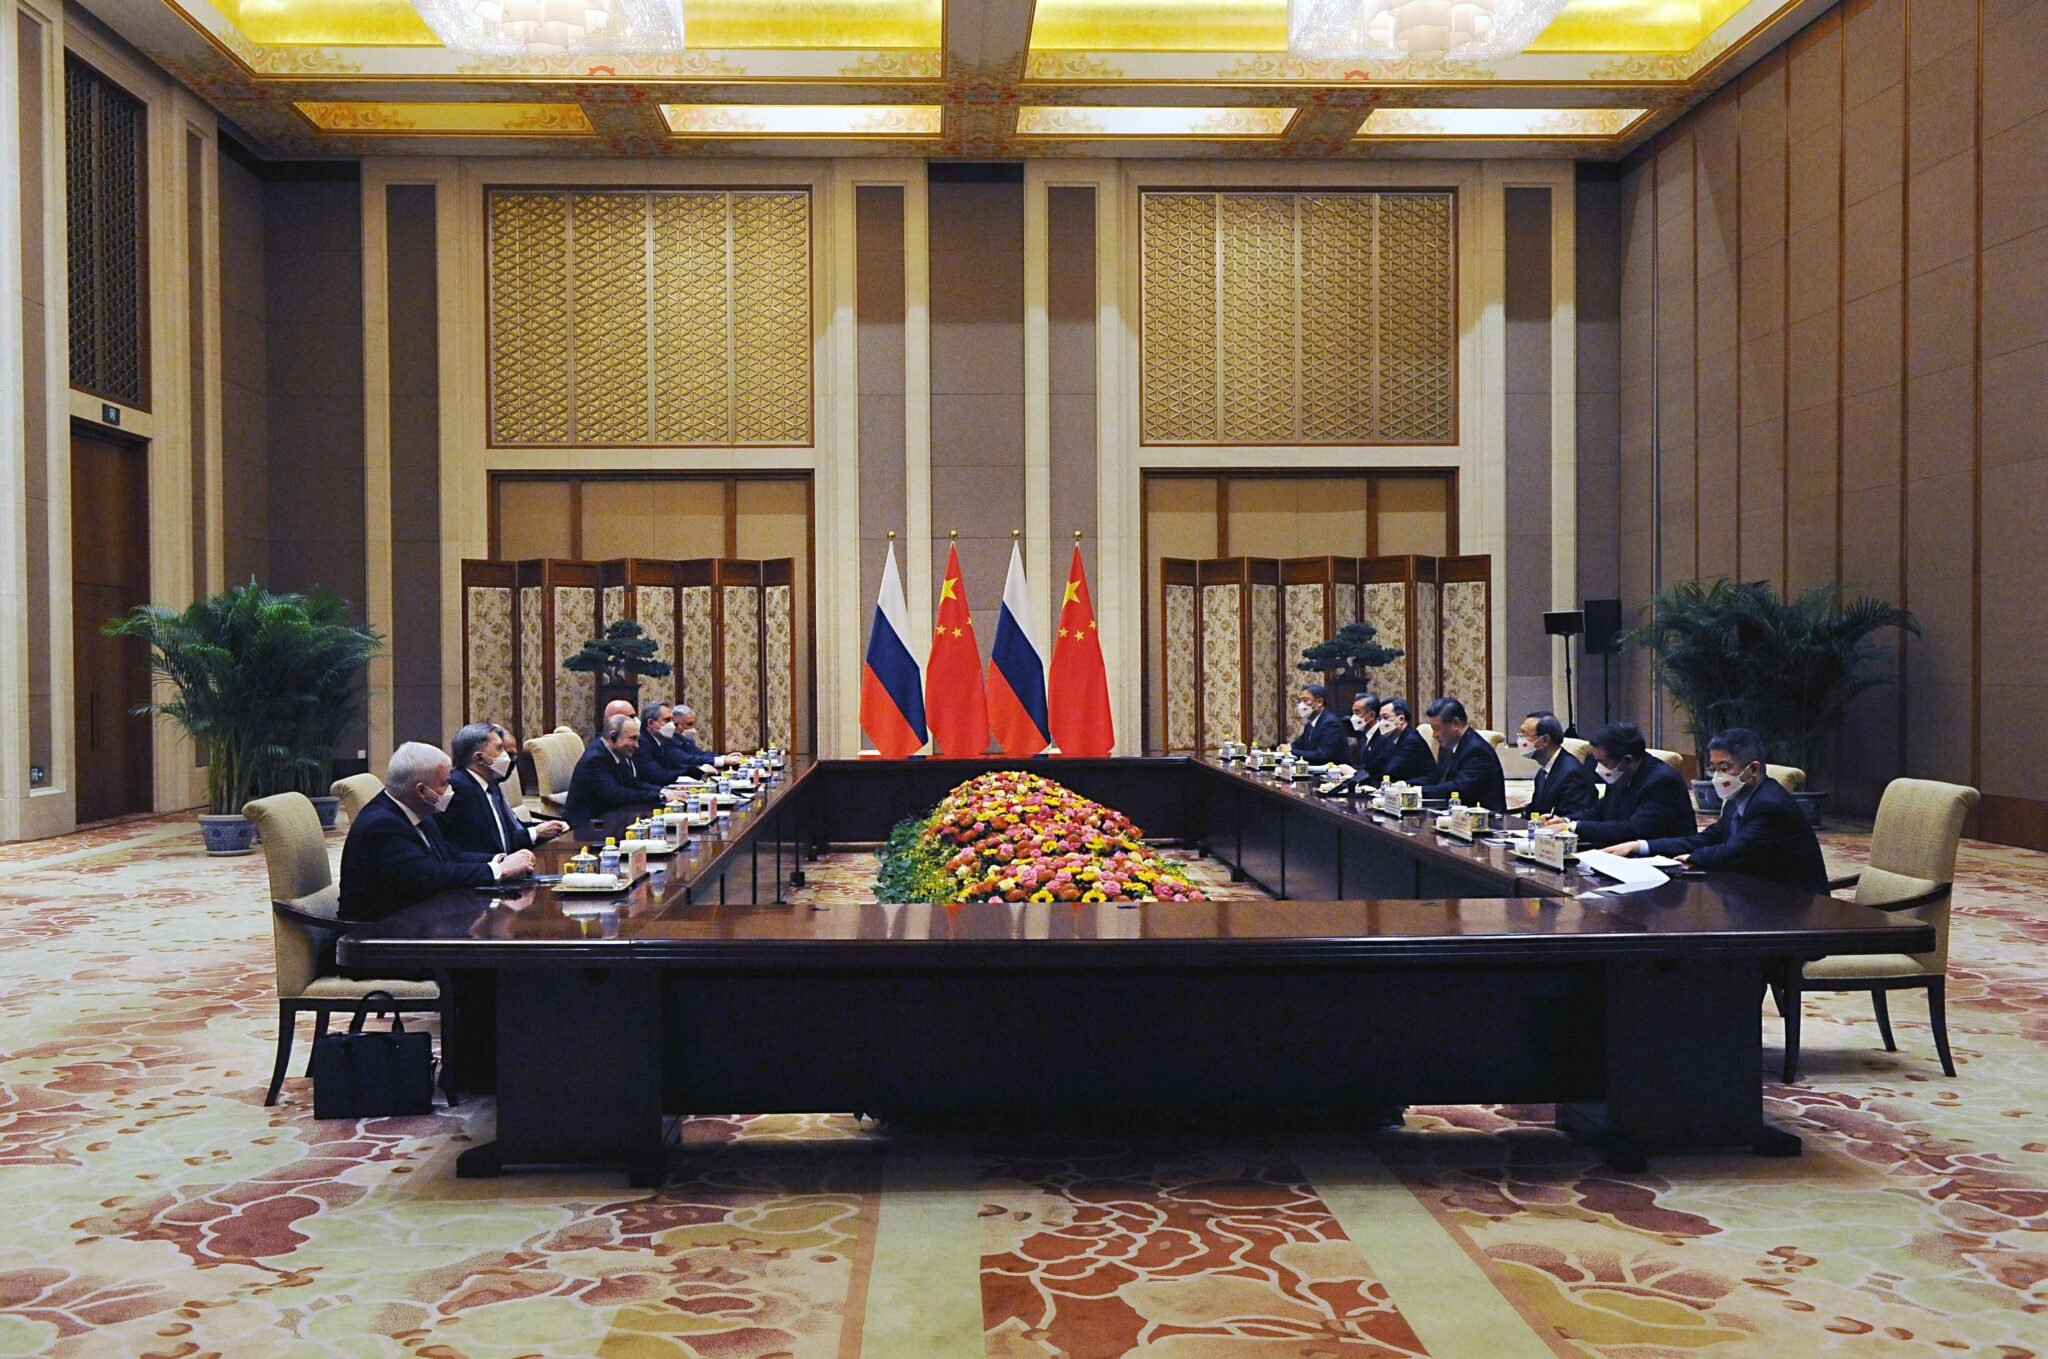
left=340, top=757, right=1931, bottom=1183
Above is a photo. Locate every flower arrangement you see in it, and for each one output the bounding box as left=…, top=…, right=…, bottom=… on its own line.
left=875, top=771, right=1205, bottom=905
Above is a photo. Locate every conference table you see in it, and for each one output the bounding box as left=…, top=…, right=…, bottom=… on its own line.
left=339, top=756, right=1932, bottom=1184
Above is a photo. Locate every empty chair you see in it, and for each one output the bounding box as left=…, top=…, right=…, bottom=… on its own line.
left=1777, top=777, right=1980, bottom=1081
left=244, top=792, right=445, bottom=1107
left=332, top=773, right=383, bottom=823
left=1766, top=764, right=1806, bottom=793
left=1561, top=736, right=1593, bottom=764
left=526, top=731, right=583, bottom=815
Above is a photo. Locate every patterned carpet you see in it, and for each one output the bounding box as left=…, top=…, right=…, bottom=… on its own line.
left=1, top=816, right=2044, bottom=1357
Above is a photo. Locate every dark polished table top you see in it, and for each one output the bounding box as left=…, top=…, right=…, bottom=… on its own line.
left=339, top=756, right=1933, bottom=970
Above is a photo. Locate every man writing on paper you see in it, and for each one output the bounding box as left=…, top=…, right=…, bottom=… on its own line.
left=1609, top=727, right=1828, bottom=892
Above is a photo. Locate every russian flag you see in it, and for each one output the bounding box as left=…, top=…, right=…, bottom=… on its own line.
left=859, top=540, right=927, bottom=758
left=986, top=540, right=1051, bottom=757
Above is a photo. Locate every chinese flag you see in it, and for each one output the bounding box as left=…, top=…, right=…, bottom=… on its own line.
left=924, top=544, right=990, bottom=757
left=1048, top=544, right=1115, bottom=756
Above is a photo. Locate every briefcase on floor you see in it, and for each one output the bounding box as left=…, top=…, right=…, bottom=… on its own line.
left=309, top=991, right=436, bottom=1119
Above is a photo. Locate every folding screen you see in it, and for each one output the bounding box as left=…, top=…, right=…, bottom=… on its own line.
left=1280, top=556, right=1362, bottom=686
left=1436, top=554, right=1493, bottom=731
left=1159, top=558, right=1201, bottom=753
left=460, top=560, right=518, bottom=737
left=1198, top=557, right=1283, bottom=750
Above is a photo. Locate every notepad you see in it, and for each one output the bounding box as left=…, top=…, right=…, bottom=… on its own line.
left=1576, top=848, right=1670, bottom=894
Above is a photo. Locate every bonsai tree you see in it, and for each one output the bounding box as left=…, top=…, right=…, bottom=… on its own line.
left=104, top=581, right=383, bottom=816
left=1298, top=621, right=1403, bottom=680
left=564, top=618, right=672, bottom=716
left=1623, top=578, right=1917, bottom=778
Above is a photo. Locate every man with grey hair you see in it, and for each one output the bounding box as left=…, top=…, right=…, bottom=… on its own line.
left=339, top=741, right=536, bottom=922
left=565, top=713, right=668, bottom=827
left=440, top=721, right=568, bottom=858
left=639, top=700, right=716, bottom=780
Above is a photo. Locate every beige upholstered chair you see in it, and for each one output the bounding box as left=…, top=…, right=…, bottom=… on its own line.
left=527, top=731, right=584, bottom=814
left=244, top=793, right=444, bottom=1107
left=499, top=761, right=533, bottom=822
left=1766, top=764, right=1807, bottom=793
left=1646, top=747, right=1698, bottom=782
left=1416, top=723, right=1439, bottom=760
left=332, top=773, right=383, bottom=823
left=1561, top=736, right=1593, bottom=763
left=1777, top=777, right=1980, bottom=1081
left=1476, top=729, right=1506, bottom=747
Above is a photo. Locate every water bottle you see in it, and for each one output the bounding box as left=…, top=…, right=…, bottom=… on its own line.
left=598, top=836, right=621, bottom=878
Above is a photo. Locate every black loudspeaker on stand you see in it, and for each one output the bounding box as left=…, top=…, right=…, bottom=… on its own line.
left=1542, top=611, right=1584, bottom=737
left=1582, top=598, right=1623, bottom=728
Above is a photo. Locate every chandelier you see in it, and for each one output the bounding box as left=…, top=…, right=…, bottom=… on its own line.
left=412, top=0, right=686, bottom=57
left=1287, top=0, right=1570, bottom=61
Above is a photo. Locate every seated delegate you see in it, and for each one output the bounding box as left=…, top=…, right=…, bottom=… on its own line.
left=339, top=741, right=535, bottom=923
left=1288, top=683, right=1351, bottom=764
left=564, top=714, right=672, bottom=827
left=1519, top=710, right=1599, bottom=820
left=1418, top=696, right=1506, bottom=812
left=1611, top=727, right=1828, bottom=892
left=1562, top=722, right=1697, bottom=848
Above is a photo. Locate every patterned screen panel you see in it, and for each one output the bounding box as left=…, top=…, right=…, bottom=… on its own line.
left=1199, top=584, right=1242, bottom=751
left=1139, top=190, right=1454, bottom=445
left=1163, top=584, right=1197, bottom=752
left=464, top=586, right=515, bottom=726
left=1441, top=578, right=1490, bottom=729
left=1249, top=582, right=1280, bottom=747
left=680, top=586, right=716, bottom=740
left=763, top=584, right=795, bottom=749
left=517, top=587, right=546, bottom=737
left=721, top=585, right=762, bottom=751
left=1363, top=582, right=1407, bottom=699
left=487, top=188, right=812, bottom=446
left=554, top=586, right=598, bottom=735
left=636, top=585, right=677, bottom=691
left=65, top=58, right=146, bottom=405
left=1414, top=580, right=1440, bottom=708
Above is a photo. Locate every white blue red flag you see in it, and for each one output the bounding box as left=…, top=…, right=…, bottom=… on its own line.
left=859, top=540, right=927, bottom=758
left=986, top=540, right=1050, bottom=756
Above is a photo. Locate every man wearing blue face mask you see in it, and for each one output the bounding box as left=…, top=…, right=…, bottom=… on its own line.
left=1569, top=722, right=1696, bottom=848
left=1614, top=727, right=1828, bottom=891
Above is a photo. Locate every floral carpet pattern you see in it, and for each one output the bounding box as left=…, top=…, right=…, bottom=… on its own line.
left=0, top=816, right=2044, bottom=1357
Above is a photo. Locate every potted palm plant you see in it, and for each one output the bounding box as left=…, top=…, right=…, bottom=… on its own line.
left=1625, top=579, right=1916, bottom=822
left=105, top=582, right=383, bottom=853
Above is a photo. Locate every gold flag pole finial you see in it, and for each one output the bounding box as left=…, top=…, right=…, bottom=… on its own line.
left=1013, top=528, right=1022, bottom=540
left=949, top=529, right=959, bottom=541
left=1073, top=529, right=1083, bottom=543
left=887, top=530, right=896, bottom=540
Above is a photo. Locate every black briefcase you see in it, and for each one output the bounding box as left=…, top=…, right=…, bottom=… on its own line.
left=309, top=991, right=437, bottom=1119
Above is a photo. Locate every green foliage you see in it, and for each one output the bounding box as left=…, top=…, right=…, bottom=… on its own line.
left=562, top=618, right=673, bottom=685
left=875, top=814, right=950, bottom=904
left=1622, top=578, right=1918, bottom=777
left=1298, top=621, right=1403, bottom=678
left=104, top=580, right=383, bottom=814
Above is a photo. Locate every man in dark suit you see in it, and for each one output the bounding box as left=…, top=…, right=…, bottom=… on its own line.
left=440, top=722, right=569, bottom=858
left=1567, top=721, right=1698, bottom=848
left=1347, top=692, right=1384, bottom=770
left=565, top=714, right=670, bottom=827
left=1288, top=682, right=1351, bottom=764
left=1617, top=728, right=1829, bottom=892
left=1519, top=710, right=1599, bottom=819
left=1418, top=696, right=1506, bottom=812
left=674, top=704, right=735, bottom=771
left=339, top=742, right=536, bottom=922
left=1372, top=697, right=1437, bottom=783
left=638, top=701, right=717, bottom=781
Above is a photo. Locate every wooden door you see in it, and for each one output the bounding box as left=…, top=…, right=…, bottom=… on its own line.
left=71, top=426, right=152, bottom=823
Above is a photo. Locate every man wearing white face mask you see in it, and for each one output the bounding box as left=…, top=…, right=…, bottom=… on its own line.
left=339, top=741, right=536, bottom=922
left=1569, top=722, right=1696, bottom=849
left=1348, top=692, right=1384, bottom=770
left=1288, top=683, right=1351, bottom=764
left=440, top=722, right=568, bottom=858
left=1519, top=711, right=1598, bottom=819
left=1615, top=728, right=1828, bottom=891
left=636, top=701, right=712, bottom=781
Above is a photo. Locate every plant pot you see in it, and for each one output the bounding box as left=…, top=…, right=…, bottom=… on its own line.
left=310, top=795, right=342, bottom=831
left=1792, top=789, right=1829, bottom=827
left=199, top=813, right=259, bottom=856
left=596, top=680, right=641, bottom=726
left=1691, top=778, right=1723, bottom=814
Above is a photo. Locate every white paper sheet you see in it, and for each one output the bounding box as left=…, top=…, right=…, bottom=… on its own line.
left=1576, top=848, right=1671, bottom=893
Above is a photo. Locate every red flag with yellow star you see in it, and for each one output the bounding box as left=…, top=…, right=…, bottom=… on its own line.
left=1048, top=544, right=1114, bottom=756
left=924, top=543, right=990, bottom=756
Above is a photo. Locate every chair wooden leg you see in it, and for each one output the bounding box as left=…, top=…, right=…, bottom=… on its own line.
left=434, top=970, right=460, bottom=1108
left=1780, top=974, right=1803, bottom=1083
left=1871, top=990, right=1897, bottom=1051
left=266, top=1003, right=296, bottom=1107
left=1928, top=979, right=1956, bottom=1078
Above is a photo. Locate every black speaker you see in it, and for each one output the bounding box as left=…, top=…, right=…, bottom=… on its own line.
left=1583, top=598, right=1623, bottom=654
left=1543, top=610, right=1584, bottom=637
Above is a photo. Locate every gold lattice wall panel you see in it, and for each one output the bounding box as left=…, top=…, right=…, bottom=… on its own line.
left=1139, top=190, right=1455, bottom=445
left=487, top=188, right=812, bottom=446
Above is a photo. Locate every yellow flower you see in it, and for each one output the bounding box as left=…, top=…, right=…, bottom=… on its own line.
left=1079, top=868, right=1099, bottom=882
left=1029, top=889, right=1054, bottom=903
left=1080, top=889, right=1107, bottom=903
left=998, top=877, right=1018, bottom=892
